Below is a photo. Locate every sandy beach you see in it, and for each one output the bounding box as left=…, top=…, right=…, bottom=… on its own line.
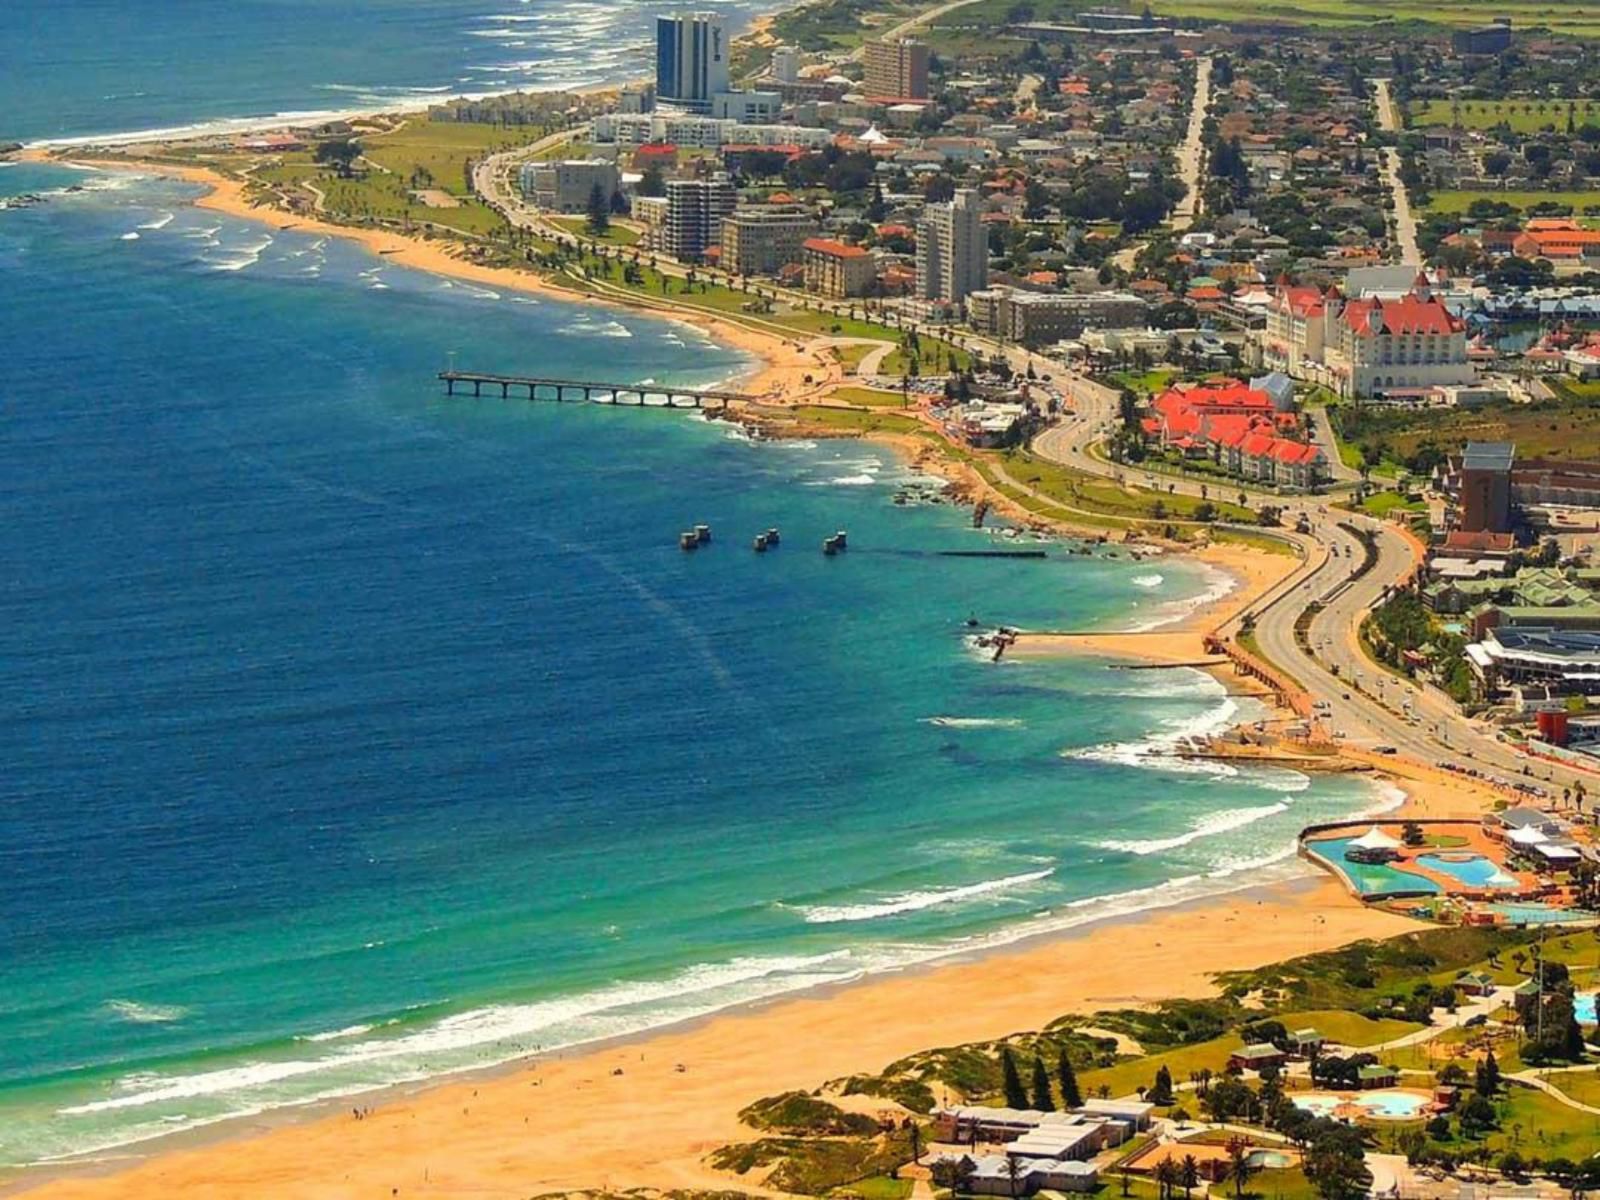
left=8, top=878, right=1419, bottom=1200
left=21, top=151, right=837, bottom=408
left=2, top=149, right=1512, bottom=1200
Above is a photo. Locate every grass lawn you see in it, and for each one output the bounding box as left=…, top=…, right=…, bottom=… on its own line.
left=1214, top=528, right=1299, bottom=556
left=1150, top=0, right=1600, bottom=37
left=1335, top=396, right=1600, bottom=465
left=1110, top=368, right=1179, bottom=396
left=1541, top=1070, right=1600, bottom=1108
left=1482, top=1084, right=1600, bottom=1161
left=832, top=343, right=886, bottom=372
left=1004, top=450, right=1254, bottom=524
left=1352, top=491, right=1425, bottom=519
left=1274, top=1010, right=1423, bottom=1047
left=551, top=216, right=639, bottom=246
left=839, top=1176, right=915, bottom=1200
left=1077, top=1033, right=1242, bottom=1101
left=791, top=407, right=925, bottom=436
left=1549, top=379, right=1600, bottom=403
left=1425, top=190, right=1600, bottom=216
left=833, top=387, right=912, bottom=408
left=1409, top=99, right=1600, bottom=133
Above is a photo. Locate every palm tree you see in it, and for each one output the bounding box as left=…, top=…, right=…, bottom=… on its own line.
left=1005, top=1153, right=1024, bottom=1198
left=1227, top=1136, right=1256, bottom=1198
left=1181, top=1154, right=1201, bottom=1200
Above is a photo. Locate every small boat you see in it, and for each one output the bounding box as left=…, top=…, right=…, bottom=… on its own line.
left=823, top=535, right=842, bottom=556
left=765, top=527, right=780, bottom=545
left=965, top=614, right=980, bottom=627
left=694, top=524, right=711, bottom=545
left=833, top=530, right=848, bottom=549
left=753, top=533, right=769, bottom=552
left=680, top=531, right=699, bottom=550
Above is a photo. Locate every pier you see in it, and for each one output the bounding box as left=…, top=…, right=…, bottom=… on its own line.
left=438, top=370, right=741, bottom=411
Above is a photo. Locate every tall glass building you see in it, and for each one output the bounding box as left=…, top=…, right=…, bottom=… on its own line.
left=655, top=13, right=729, bottom=112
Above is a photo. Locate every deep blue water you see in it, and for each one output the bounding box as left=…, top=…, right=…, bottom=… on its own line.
left=3, top=0, right=776, bottom=144
left=0, top=164, right=1387, bottom=1163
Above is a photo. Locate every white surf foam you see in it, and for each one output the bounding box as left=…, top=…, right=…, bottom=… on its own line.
left=103, top=1000, right=189, bottom=1025
left=59, top=951, right=860, bottom=1117
left=793, top=869, right=1054, bottom=924
left=298, top=1023, right=375, bottom=1043
left=923, top=717, right=1025, bottom=729
left=118, top=231, right=139, bottom=241
left=1098, top=801, right=1290, bottom=856
left=138, top=212, right=174, bottom=230
left=1131, top=573, right=1164, bottom=589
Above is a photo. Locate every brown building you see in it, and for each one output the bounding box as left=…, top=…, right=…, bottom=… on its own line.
left=863, top=38, right=930, bottom=101
left=1459, top=441, right=1514, bottom=534
left=802, top=237, right=875, bottom=297
left=719, top=206, right=816, bottom=276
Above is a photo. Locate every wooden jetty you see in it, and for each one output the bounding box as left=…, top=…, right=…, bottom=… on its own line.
left=439, top=370, right=741, bottom=410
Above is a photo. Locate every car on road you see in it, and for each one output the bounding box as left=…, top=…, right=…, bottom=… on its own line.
left=1375, top=745, right=1397, bottom=755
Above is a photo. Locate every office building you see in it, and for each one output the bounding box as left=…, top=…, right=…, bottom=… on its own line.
left=719, top=207, right=816, bottom=276
left=916, top=188, right=987, bottom=307
left=656, top=12, right=729, bottom=112
left=664, top=176, right=738, bottom=262
left=965, top=286, right=1148, bottom=348
left=518, top=159, right=620, bottom=214
left=1452, top=21, right=1512, bottom=55
left=862, top=38, right=930, bottom=101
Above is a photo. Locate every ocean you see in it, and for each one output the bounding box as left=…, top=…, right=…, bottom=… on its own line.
left=4, top=0, right=778, bottom=146
left=2, top=8, right=1384, bottom=1169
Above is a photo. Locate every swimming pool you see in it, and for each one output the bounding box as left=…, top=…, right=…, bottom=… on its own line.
left=1292, top=1090, right=1430, bottom=1120
left=1305, top=837, right=1440, bottom=898
left=1489, top=902, right=1590, bottom=926
left=1578, top=992, right=1596, bottom=1024
left=1414, top=852, right=1518, bottom=890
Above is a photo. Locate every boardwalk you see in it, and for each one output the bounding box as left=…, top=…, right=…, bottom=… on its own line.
left=438, top=370, right=742, bottom=410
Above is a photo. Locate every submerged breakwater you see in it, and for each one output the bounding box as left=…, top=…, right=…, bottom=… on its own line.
left=0, top=163, right=1386, bottom=1165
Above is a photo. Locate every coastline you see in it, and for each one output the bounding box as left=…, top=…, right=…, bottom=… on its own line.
left=17, top=150, right=838, bottom=409
left=3, top=150, right=1508, bottom=1200
left=4, top=876, right=1422, bottom=1200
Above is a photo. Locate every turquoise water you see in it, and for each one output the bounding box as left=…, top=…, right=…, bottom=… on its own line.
left=1304, top=838, right=1439, bottom=897
left=1414, top=853, right=1518, bottom=890
left=1578, top=993, right=1595, bottom=1023
left=0, top=164, right=1388, bottom=1165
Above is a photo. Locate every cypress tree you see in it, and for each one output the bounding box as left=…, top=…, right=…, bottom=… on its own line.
left=1001, top=1047, right=1028, bottom=1109
left=1031, top=1056, right=1056, bottom=1112
left=1058, top=1048, right=1083, bottom=1108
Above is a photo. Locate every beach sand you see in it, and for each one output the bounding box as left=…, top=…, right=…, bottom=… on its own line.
left=9, top=880, right=1417, bottom=1200
left=23, top=152, right=835, bottom=408
left=1, top=151, right=1504, bottom=1200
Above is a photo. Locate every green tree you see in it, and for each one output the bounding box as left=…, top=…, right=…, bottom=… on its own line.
left=1058, top=1048, right=1083, bottom=1108
left=1149, top=1064, right=1176, bottom=1106
left=586, top=182, right=611, bottom=237
left=1001, top=1047, right=1028, bottom=1109
left=1030, top=1056, right=1056, bottom=1112
left=1303, top=1122, right=1371, bottom=1200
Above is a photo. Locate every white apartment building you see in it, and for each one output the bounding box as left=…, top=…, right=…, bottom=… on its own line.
left=916, top=188, right=987, bottom=308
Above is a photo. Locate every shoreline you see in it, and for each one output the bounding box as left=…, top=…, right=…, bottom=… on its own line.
left=2, top=151, right=1508, bottom=1200
left=4, top=873, right=1422, bottom=1200
left=16, top=150, right=838, bottom=409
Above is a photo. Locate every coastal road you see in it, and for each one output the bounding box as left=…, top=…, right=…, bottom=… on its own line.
left=1371, top=79, right=1422, bottom=266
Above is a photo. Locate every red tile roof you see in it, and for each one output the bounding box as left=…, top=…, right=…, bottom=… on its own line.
left=1343, top=295, right=1463, bottom=337
left=802, top=237, right=871, bottom=259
